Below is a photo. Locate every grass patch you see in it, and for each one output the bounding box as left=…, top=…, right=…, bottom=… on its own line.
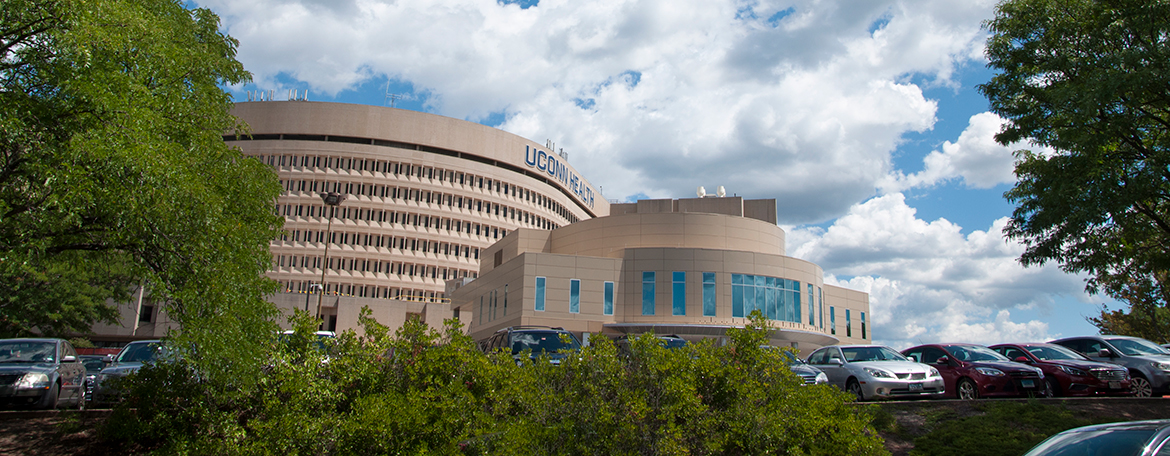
left=910, top=400, right=1093, bottom=456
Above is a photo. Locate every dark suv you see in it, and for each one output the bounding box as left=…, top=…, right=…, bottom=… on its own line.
left=481, top=326, right=582, bottom=365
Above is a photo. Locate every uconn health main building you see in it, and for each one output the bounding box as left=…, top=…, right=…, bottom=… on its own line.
left=95, top=100, right=870, bottom=355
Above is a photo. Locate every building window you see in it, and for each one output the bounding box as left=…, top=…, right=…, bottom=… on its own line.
left=846, top=309, right=852, bottom=338
left=808, top=284, right=815, bottom=326
left=818, top=288, right=824, bottom=330
left=535, top=277, right=546, bottom=311
left=672, top=271, right=686, bottom=316
left=642, top=271, right=656, bottom=316
left=730, top=274, right=802, bottom=323
left=830, top=307, right=836, bottom=335
left=139, top=305, right=154, bottom=324
left=604, top=281, right=614, bottom=316
left=569, top=279, right=580, bottom=314
left=503, top=284, right=508, bottom=316
left=702, top=272, right=716, bottom=317
left=861, top=311, right=866, bottom=340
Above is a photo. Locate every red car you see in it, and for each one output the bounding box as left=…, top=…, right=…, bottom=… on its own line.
left=990, top=343, right=1132, bottom=397
left=902, top=343, right=1045, bottom=399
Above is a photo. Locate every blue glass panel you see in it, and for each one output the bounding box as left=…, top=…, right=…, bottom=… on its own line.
left=642, top=271, right=656, bottom=315
left=793, top=289, right=801, bottom=323
left=535, top=277, right=545, bottom=311
left=732, top=273, right=744, bottom=285
left=604, top=281, right=614, bottom=316
left=732, top=284, right=744, bottom=318
left=766, top=286, right=777, bottom=320
left=702, top=273, right=716, bottom=317
left=569, top=279, right=580, bottom=313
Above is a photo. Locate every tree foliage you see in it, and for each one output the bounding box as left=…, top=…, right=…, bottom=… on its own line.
left=980, top=0, right=1170, bottom=329
left=103, top=310, right=889, bottom=455
left=0, top=0, right=282, bottom=346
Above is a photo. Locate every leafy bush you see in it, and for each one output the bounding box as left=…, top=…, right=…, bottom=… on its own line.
left=102, top=310, right=888, bottom=455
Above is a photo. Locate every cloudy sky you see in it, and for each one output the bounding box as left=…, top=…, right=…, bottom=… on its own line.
left=198, top=0, right=1114, bottom=348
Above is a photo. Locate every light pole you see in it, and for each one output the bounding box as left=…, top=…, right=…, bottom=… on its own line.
left=317, top=191, right=347, bottom=321
left=305, top=283, right=322, bottom=312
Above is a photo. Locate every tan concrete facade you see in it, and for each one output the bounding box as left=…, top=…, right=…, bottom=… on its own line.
left=227, top=101, right=609, bottom=330
left=451, top=197, right=871, bottom=356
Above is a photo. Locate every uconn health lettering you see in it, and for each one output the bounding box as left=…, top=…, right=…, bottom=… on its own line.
left=524, top=146, right=595, bottom=209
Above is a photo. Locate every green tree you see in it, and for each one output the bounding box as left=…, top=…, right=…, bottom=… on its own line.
left=0, top=0, right=281, bottom=356
left=980, top=0, right=1170, bottom=332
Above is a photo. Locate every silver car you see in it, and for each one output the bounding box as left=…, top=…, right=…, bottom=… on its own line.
left=806, top=345, right=945, bottom=401
left=0, top=338, right=87, bottom=409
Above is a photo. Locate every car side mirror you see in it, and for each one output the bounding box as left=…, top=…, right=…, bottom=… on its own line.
left=103, top=354, right=114, bottom=363
left=1098, top=348, right=1112, bottom=358
left=62, top=355, right=76, bottom=363
left=829, top=358, right=844, bottom=366
left=936, top=356, right=950, bottom=365
left=1014, top=356, right=1030, bottom=363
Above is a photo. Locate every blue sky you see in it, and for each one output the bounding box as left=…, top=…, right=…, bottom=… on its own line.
left=199, top=0, right=1112, bottom=347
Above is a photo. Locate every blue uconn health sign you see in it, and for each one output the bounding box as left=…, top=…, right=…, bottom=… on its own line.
left=524, top=145, right=595, bottom=210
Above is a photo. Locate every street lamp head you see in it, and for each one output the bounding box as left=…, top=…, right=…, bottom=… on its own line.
left=321, top=191, right=347, bottom=206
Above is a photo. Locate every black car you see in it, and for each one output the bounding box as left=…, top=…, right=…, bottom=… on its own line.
left=91, top=339, right=166, bottom=404
left=0, top=338, right=87, bottom=409
left=481, top=326, right=581, bottom=365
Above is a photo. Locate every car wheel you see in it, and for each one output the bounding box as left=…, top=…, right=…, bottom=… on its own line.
left=37, top=383, right=60, bottom=410
left=1043, top=378, right=1058, bottom=398
left=957, top=378, right=979, bottom=400
left=1131, top=376, right=1153, bottom=398
left=846, top=379, right=865, bottom=402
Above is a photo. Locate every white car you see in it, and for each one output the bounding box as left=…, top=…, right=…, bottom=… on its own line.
left=806, top=345, right=945, bottom=401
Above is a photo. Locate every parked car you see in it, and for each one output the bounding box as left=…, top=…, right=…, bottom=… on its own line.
left=805, top=345, right=945, bottom=401
left=481, top=326, right=582, bottom=365
left=90, top=339, right=165, bottom=404
left=613, top=334, right=689, bottom=352
left=990, top=343, right=1131, bottom=397
left=78, top=354, right=107, bottom=405
left=761, top=346, right=829, bottom=385
left=1050, top=335, right=1170, bottom=397
left=0, top=338, right=87, bottom=409
left=1023, top=419, right=1170, bottom=456
left=901, top=343, right=1044, bottom=399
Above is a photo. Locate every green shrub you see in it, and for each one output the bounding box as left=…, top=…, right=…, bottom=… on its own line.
left=102, top=310, right=889, bottom=455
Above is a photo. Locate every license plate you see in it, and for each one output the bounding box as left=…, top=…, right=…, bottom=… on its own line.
left=1109, top=381, right=1120, bottom=389
left=909, top=383, right=923, bottom=391
left=1021, top=379, right=1035, bottom=388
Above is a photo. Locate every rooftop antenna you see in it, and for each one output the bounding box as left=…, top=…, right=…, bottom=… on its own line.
left=384, top=81, right=403, bottom=108
left=697, top=186, right=707, bottom=198
left=717, top=186, right=726, bottom=198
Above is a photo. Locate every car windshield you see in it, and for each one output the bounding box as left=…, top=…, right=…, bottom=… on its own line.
left=944, top=345, right=1008, bottom=362
left=0, top=341, right=56, bottom=363
left=1024, top=427, right=1158, bottom=456
left=842, top=346, right=907, bottom=362
left=116, top=342, right=164, bottom=363
left=660, top=338, right=688, bottom=349
left=511, top=331, right=580, bottom=354
left=1106, top=338, right=1170, bottom=356
left=82, top=358, right=106, bottom=373
left=1028, top=345, right=1088, bottom=361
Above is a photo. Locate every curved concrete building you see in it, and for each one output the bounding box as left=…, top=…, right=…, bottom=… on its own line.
left=451, top=197, right=871, bottom=355
left=226, top=101, right=609, bottom=329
